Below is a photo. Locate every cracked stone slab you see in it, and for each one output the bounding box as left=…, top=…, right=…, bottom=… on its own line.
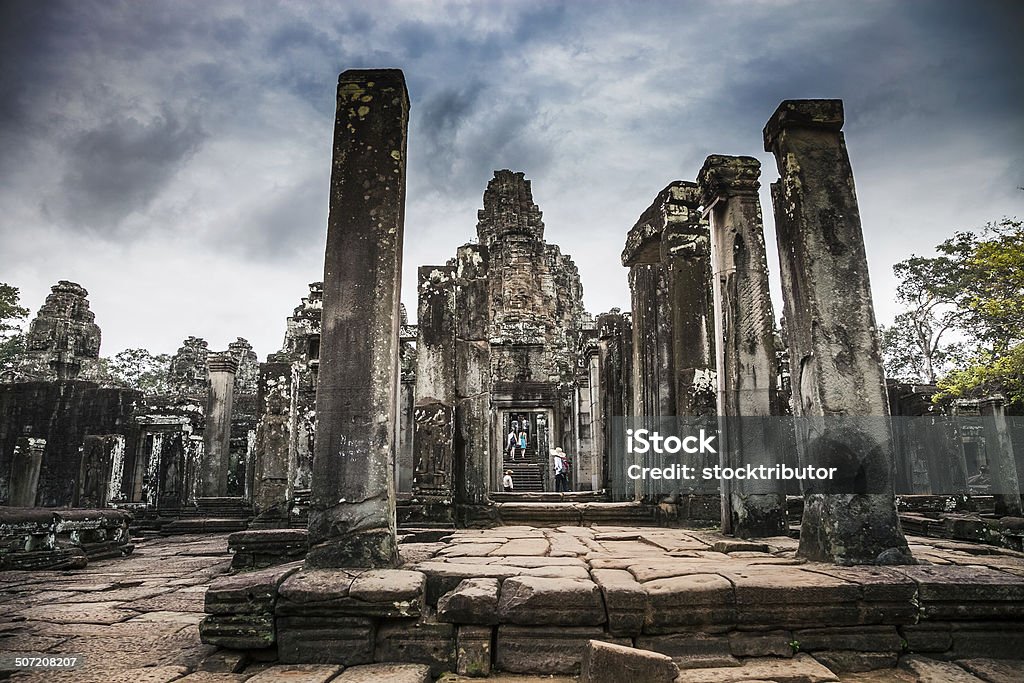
left=673, top=653, right=839, bottom=682
left=244, top=664, right=345, bottom=682
left=498, top=576, right=606, bottom=626
left=333, top=663, right=432, bottom=682
left=437, top=577, right=500, bottom=624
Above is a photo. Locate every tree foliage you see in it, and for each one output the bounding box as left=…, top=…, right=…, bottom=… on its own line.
left=0, top=283, right=29, bottom=370
left=97, top=348, right=172, bottom=395
left=882, top=218, right=1023, bottom=407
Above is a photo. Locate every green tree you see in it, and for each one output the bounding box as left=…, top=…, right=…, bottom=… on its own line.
left=97, top=348, right=172, bottom=395
left=0, top=282, right=30, bottom=371
left=884, top=218, right=1023, bottom=407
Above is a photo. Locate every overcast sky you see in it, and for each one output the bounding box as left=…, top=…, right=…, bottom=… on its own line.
left=1, top=0, right=1021, bottom=360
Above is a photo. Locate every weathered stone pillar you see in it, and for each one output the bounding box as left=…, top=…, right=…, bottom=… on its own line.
left=412, top=265, right=457, bottom=520
left=252, top=362, right=293, bottom=522
left=454, top=244, right=492, bottom=510
left=661, top=184, right=716, bottom=419
left=977, top=395, right=1022, bottom=516
left=598, top=310, right=633, bottom=500
left=308, top=68, right=408, bottom=568
left=699, top=154, right=786, bottom=538
left=9, top=437, right=45, bottom=507
left=202, top=353, right=238, bottom=497
left=764, top=99, right=911, bottom=564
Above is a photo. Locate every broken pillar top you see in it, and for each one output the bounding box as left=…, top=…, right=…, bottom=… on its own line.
left=621, top=180, right=701, bottom=267
left=763, top=99, right=844, bottom=152
left=476, top=169, right=545, bottom=246
left=697, top=155, right=761, bottom=206
left=338, top=67, right=409, bottom=100
left=207, top=352, right=239, bottom=375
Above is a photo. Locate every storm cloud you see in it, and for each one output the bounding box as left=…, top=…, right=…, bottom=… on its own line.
left=1, top=0, right=1021, bottom=358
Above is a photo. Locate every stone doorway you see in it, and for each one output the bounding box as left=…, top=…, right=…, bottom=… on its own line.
left=496, top=408, right=553, bottom=493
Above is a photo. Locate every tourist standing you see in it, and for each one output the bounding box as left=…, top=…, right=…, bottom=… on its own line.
left=553, top=449, right=568, bottom=492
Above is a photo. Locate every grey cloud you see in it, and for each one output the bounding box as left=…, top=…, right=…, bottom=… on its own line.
left=45, top=107, right=206, bottom=233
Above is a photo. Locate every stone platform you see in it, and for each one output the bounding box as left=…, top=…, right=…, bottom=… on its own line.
left=198, top=525, right=1024, bottom=680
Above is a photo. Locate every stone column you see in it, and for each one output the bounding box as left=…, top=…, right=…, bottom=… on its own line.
left=978, top=395, right=1022, bottom=516
left=699, top=154, right=786, bottom=538
left=454, top=244, right=492, bottom=509
left=9, top=437, right=45, bottom=507
left=252, top=362, right=293, bottom=522
left=661, top=183, right=716, bottom=419
left=308, top=68, right=408, bottom=568
left=764, top=99, right=911, bottom=564
left=412, top=265, right=457, bottom=521
left=202, top=353, right=238, bottom=497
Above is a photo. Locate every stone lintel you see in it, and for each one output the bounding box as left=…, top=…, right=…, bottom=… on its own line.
left=621, top=181, right=699, bottom=267
left=697, top=154, right=761, bottom=206
left=763, top=98, right=844, bottom=152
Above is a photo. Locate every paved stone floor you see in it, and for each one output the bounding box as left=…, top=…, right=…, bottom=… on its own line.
left=2, top=528, right=1023, bottom=681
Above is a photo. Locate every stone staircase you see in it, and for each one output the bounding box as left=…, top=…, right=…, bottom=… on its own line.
left=161, top=496, right=253, bottom=534
left=502, top=438, right=545, bottom=492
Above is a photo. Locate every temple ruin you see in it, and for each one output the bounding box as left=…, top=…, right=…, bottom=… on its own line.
left=2, top=69, right=1023, bottom=680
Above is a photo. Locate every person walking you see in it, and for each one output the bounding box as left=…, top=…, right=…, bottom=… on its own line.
left=506, top=429, right=518, bottom=458
left=503, top=469, right=514, bottom=492
left=518, top=429, right=528, bottom=458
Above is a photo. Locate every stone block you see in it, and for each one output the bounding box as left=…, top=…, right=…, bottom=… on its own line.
left=277, top=615, right=374, bottom=665
left=198, top=614, right=275, bottom=650
left=374, top=617, right=456, bottom=676
left=413, top=561, right=521, bottom=605
left=636, top=633, right=737, bottom=669
left=349, top=569, right=425, bottom=611
left=437, top=578, right=499, bottom=625
left=812, top=650, right=898, bottom=673
left=580, top=640, right=679, bottom=683
left=947, top=622, right=1024, bottom=660
left=900, top=624, right=952, bottom=653
left=456, top=625, right=492, bottom=677
left=277, top=568, right=422, bottom=619
left=333, top=663, right=432, bottom=683
left=730, top=566, right=861, bottom=605
left=198, top=650, right=248, bottom=673
left=244, top=665, right=344, bottom=683
left=896, top=565, right=1024, bottom=620
left=643, top=573, right=735, bottom=632
left=793, top=625, right=902, bottom=652
left=899, top=655, right=987, bottom=682
left=956, top=658, right=1024, bottom=683
left=712, top=540, right=770, bottom=554
left=494, top=625, right=630, bottom=675
left=592, top=568, right=646, bottom=636
left=673, top=653, right=840, bottom=682
left=205, top=562, right=301, bottom=616
left=728, top=629, right=794, bottom=657
left=497, top=576, right=606, bottom=626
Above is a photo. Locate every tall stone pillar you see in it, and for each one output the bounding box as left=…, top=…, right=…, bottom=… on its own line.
left=202, top=353, right=239, bottom=497
left=699, top=154, right=786, bottom=538
left=9, top=437, right=45, bottom=507
left=454, top=244, right=492, bottom=511
left=412, top=265, right=457, bottom=521
left=252, top=362, right=293, bottom=522
left=661, top=184, right=716, bottom=419
left=977, top=396, right=1022, bottom=516
left=764, top=99, right=911, bottom=564
left=308, top=69, right=408, bottom=568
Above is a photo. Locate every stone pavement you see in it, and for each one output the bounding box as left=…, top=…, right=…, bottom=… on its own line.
left=3, top=529, right=1024, bottom=681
